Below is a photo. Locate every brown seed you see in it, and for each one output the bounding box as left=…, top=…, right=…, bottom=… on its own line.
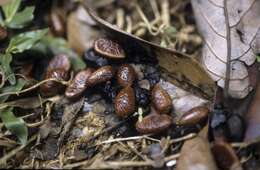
left=40, top=68, right=69, bottom=97
left=177, top=106, right=209, bottom=126
left=211, top=141, right=242, bottom=170
left=87, top=66, right=114, bottom=86
left=0, top=26, right=7, bottom=41
left=151, top=84, right=172, bottom=114
left=117, top=64, right=136, bottom=87
left=136, top=113, right=172, bottom=134
left=94, top=38, right=125, bottom=59
left=115, top=86, right=135, bottom=118
left=48, top=54, right=71, bottom=72
left=40, top=55, right=71, bottom=97
left=65, top=68, right=93, bottom=99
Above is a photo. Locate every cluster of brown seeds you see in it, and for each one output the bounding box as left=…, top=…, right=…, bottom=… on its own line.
left=40, top=37, right=209, bottom=134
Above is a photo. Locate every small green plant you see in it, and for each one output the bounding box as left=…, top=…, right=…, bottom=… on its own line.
left=0, top=0, right=47, bottom=145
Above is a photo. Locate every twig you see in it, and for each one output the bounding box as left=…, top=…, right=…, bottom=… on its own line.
left=0, top=134, right=37, bottom=166
left=149, top=0, right=160, bottom=19
left=116, top=8, right=124, bottom=29
left=64, top=152, right=181, bottom=169
left=64, top=160, right=151, bottom=169
left=98, top=135, right=160, bottom=146
left=0, top=78, right=69, bottom=98
left=161, top=0, right=170, bottom=27
left=164, top=153, right=180, bottom=162
left=135, top=3, right=161, bottom=36
left=125, top=15, right=132, bottom=33
left=119, top=141, right=151, bottom=162
left=170, top=133, right=197, bottom=144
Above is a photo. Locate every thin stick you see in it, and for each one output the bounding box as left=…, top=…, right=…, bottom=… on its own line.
left=165, top=153, right=180, bottom=161
left=170, top=133, right=197, bottom=144
left=64, top=153, right=180, bottom=169
left=116, top=8, right=125, bottom=29
left=98, top=135, right=160, bottom=145
left=125, top=15, right=132, bottom=33
left=161, top=0, right=170, bottom=27
left=135, top=3, right=161, bottom=36
left=149, top=0, right=160, bottom=19
left=64, top=160, right=152, bottom=169
left=0, top=78, right=69, bottom=98
left=119, top=141, right=151, bottom=162
left=0, top=134, right=37, bottom=165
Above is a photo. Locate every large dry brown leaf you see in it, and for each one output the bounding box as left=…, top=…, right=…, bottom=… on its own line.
left=192, top=0, right=260, bottom=99
left=83, top=3, right=215, bottom=100
left=176, top=136, right=218, bottom=170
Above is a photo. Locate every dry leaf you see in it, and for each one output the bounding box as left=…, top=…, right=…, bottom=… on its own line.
left=192, top=0, right=260, bottom=98
left=67, top=6, right=99, bottom=55
left=244, top=78, right=260, bottom=142
left=57, top=97, right=84, bottom=154
left=176, top=136, right=218, bottom=170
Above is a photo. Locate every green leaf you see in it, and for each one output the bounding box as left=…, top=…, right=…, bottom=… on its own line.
left=164, top=26, right=177, bottom=38
left=7, top=6, right=35, bottom=28
left=2, top=0, right=21, bottom=23
left=257, top=55, right=260, bottom=62
left=6, top=28, right=48, bottom=53
left=0, top=107, right=28, bottom=145
left=34, top=35, right=86, bottom=71
left=0, top=53, right=15, bottom=85
left=0, top=13, right=4, bottom=26
left=0, top=78, right=26, bottom=103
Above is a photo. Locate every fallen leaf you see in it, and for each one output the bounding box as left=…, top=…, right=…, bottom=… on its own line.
left=67, top=6, right=99, bottom=56
left=176, top=136, right=218, bottom=170
left=244, top=76, right=260, bottom=142
left=57, top=97, right=84, bottom=154
left=192, top=0, right=260, bottom=98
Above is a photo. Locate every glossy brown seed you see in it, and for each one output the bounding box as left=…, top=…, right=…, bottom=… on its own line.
left=117, top=64, right=136, bottom=87
left=94, top=38, right=125, bottom=59
left=87, top=66, right=114, bottom=86
left=177, top=106, right=209, bottom=126
left=211, top=141, right=242, bottom=170
left=48, top=54, right=71, bottom=72
left=0, top=26, right=7, bottom=41
left=40, top=68, right=69, bottom=97
left=49, top=10, right=65, bottom=37
left=136, top=113, right=172, bottom=134
left=115, top=86, right=135, bottom=118
left=65, top=68, right=93, bottom=99
left=151, top=84, right=172, bottom=114
left=40, top=55, right=71, bottom=97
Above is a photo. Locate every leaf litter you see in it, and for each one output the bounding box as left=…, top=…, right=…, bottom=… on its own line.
left=0, top=0, right=259, bottom=169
